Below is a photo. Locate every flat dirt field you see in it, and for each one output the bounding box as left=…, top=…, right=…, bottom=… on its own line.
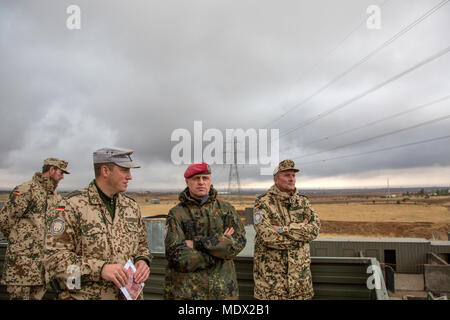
left=129, top=191, right=450, bottom=240
left=2, top=191, right=449, bottom=240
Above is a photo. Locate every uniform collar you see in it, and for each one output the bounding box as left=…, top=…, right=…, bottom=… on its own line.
left=87, top=180, right=103, bottom=205
left=269, top=184, right=298, bottom=201
left=94, top=180, right=117, bottom=203
left=33, top=172, right=57, bottom=194
left=179, top=185, right=217, bottom=206
left=88, top=180, right=123, bottom=225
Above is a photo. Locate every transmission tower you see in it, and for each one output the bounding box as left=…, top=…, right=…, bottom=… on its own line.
left=227, top=137, right=241, bottom=196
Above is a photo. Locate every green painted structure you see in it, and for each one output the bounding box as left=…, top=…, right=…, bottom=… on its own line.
left=0, top=241, right=388, bottom=300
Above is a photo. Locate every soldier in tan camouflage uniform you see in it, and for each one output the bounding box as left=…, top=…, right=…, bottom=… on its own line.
left=0, top=158, right=70, bottom=300
left=253, top=159, right=320, bottom=300
left=44, top=148, right=152, bottom=300
left=164, top=162, right=246, bottom=299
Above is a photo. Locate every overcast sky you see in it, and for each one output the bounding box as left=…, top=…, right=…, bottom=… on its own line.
left=0, top=0, right=449, bottom=191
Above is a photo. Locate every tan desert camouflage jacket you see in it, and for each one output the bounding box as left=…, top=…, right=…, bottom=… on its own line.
left=0, top=173, right=61, bottom=285
left=253, top=184, right=320, bottom=300
left=44, top=180, right=152, bottom=299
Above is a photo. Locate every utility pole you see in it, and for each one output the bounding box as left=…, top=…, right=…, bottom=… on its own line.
left=227, top=137, right=241, bottom=197
left=387, top=177, right=391, bottom=200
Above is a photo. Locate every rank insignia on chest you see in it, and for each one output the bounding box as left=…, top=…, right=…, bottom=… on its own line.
left=50, top=219, right=66, bottom=236
left=253, top=211, right=263, bottom=225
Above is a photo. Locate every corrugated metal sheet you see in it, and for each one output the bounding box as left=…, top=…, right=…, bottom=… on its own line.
left=311, top=238, right=431, bottom=273
left=143, top=254, right=388, bottom=300
left=144, top=218, right=166, bottom=253
left=430, top=241, right=450, bottom=254
left=142, top=218, right=450, bottom=274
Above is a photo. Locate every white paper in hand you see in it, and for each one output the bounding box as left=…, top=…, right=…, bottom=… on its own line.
left=120, top=259, right=145, bottom=300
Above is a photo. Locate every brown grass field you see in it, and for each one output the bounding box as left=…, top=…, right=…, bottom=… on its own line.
left=129, top=192, right=450, bottom=241
left=2, top=191, right=448, bottom=240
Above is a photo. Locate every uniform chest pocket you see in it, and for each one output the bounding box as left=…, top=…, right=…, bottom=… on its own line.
left=122, top=217, right=140, bottom=252
left=124, top=217, right=140, bottom=231
left=291, top=208, right=309, bottom=222
left=28, top=200, right=46, bottom=215
left=81, top=226, right=106, bottom=240
left=80, top=226, right=108, bottom=258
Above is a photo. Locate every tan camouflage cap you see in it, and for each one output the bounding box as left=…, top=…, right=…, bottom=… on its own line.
left=273, top=159, right=300, bottom=176
left=44, top=158, right=70, bottom=174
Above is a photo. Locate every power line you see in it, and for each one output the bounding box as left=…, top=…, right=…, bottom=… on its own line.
left=263, top=0, right=393, bottom=129
left=285, top=112, right=450, bottom=160
left=294, top=134, right=450, bottom=166
left=278, top=45, right=450, bottom=139
left=287, top=95, right=450, bottom=150
left=264, top=0, right=449, bottom=130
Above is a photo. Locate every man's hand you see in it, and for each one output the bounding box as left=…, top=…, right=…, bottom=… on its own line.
left=185, top=240, right=194, bottom=248
left=134, top=260, right=150, bottom=284
left=101, top=264, right=128, bottom=289
left=224, top=227, right=234, bottom=236
left=185, top=228, right=234, bottom=249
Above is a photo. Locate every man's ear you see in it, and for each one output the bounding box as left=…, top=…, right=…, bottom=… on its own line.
left=101, top=165, right=110, bottom=178
left=49, top=166, right=57, bottom=175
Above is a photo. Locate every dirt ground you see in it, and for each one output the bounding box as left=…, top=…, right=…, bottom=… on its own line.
left=130, top=192, right=450, bottom=240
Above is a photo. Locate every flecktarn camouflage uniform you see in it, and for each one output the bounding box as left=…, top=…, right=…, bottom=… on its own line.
left=43, top=180, right=152, bottom=300
left=253, top=184, right=321, bottom=300
left=164, top=186, right=246, bottom=300
left=0, top=173, right=61, bottom=299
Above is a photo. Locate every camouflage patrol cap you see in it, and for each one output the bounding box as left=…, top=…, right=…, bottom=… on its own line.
left=44, top=158, right=70, bottom=174
left=93, top=147, right=140, bottom=168
left=273, top=159, right=299, bottom=176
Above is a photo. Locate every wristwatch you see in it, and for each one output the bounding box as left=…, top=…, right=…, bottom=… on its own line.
left=277, top=226, right=283, bottom=233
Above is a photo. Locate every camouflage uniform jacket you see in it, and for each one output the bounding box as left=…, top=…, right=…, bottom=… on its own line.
left=164, top=186, right=246, bottom=300
left=43, top=180, right=152, bottom=300
left=0, top=173, right=61, bottom=285
left=253, top=185, right=320, bottom=300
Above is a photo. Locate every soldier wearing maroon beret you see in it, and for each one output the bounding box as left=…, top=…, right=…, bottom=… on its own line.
left=164, top=162, right=247, bottom=299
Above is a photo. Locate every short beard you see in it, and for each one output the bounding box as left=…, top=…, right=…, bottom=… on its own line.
left=50, top=177, right=59, bottom=189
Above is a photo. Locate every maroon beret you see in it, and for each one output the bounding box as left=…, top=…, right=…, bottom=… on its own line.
left=184, top=162, right=211, bottom=179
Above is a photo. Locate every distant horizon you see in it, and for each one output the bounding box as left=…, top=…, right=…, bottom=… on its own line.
left=1, top=185, right=445, bottom=194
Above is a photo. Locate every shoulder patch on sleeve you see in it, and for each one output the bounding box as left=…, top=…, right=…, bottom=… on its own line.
left=10, top=187, right=20, bottom=200
left=9, top=184, right=30, bottom=202
left=253, top=211, right=263, bottom=225
left=49, top=218, right=66, bottom=236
